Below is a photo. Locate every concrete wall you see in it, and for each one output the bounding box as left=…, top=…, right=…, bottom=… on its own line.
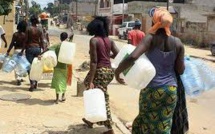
left=126, top=1, right=214, bottom=47
left=207, top=16, right=215, bottom=32
left=71, top=1, right=96, bottom=16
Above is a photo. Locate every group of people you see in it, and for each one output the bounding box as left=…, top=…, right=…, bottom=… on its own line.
left=0, top=6, right=189, bottom=134
left=4, top=15, right=73, bottom=105
left=82, top=7, right=188, bottom=134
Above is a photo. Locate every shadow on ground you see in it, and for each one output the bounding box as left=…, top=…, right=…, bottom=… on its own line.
left=16, top=98, right=55, bottom=106
left=42, top=124, right=108, bottom=134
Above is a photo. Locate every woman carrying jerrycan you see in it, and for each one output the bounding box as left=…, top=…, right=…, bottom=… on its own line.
left=82, top=16, right=119, bottom=134
left=115, top=7, right=186, bottom=134
left=6, top=20, right=28, bottom=86
left=38, top=32, right=73, bottom=104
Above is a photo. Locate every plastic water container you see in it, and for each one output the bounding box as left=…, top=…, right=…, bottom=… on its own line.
left=83, top=88, right=107, bottom=123
left=17, top=55, right=30, bottom=72
left=192, top=58, right=215, bottom=91
left=111, top=44, right=135, bottom=69
left=0, top=53, right=6, bottom=62
left=58, top=41, right=76, bottom=64
left=180, top=57, right=205, bottom=96
left=112, top=44, right=156, bottom=90
left=15, top=64, right=27, bottom=76
left=123, top=54, right=156, bottom=90
left=42, top=50, right=57, bottom=68
left=2, top=54, right=19, bottom=73
left=30, top=58, right=44, bottom=81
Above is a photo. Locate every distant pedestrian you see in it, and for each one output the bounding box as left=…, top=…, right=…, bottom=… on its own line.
left=7, top=20, right=28, bottom=85
left=39, top=32, right=73, bottom=104
left=127, top=19, right=145, bottom=46
left=82, top=16, right=119, bottom=134
left=115, top=7, right=185, bottom=134
left=0, top=25, right=8, bottom=48
left=20, top=14, right=44, bottom=92
left=42, top=26, right=50, bottom=49
left=69, top=26, right=74, bottom=42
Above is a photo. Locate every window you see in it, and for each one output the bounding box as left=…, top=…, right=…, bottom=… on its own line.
left=128, top=22, right=135, bottom=27
left=121, top=22, right=127, bottom=27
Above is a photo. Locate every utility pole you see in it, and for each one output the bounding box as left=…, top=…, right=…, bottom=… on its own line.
left=76, top=0, right=78, bottom=22
left=94, top=0, right=98, bottom=16
left=24, top=0, right=29, bottom=20
left=122, top=0, right=125, bottom=22
left=167, top=0, right=169, bottom=11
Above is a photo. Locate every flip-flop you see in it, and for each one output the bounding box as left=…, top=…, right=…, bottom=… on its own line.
left=60, top=98, right=66, bottom=102
left=82, top=118, right=93, bottom=128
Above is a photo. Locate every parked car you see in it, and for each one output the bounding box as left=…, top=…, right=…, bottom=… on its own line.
left=118, top=21, right=135, bottom=40
left=211, top=43, right=215, bottom=56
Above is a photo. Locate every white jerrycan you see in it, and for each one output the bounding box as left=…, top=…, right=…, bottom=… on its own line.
left=112, top=44, right=156, bottom=90
left=58, top=41, right=76, bottom=64
left=111, top=44, right=135, bottom=69
left=83, top=88, right=107, bottom=123
left=123, top=54, right=156, bottom=90
left=30, top=58, right=44, bottom=81
left=42, top=50, right=57, bottom=68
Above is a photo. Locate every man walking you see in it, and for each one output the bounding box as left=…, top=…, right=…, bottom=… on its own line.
left=127, top=19, right=145, bottom=46
left=0, top=25, right=7, bottom=48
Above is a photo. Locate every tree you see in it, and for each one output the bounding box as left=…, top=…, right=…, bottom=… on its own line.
left=0, top=0, right=13, bottom=24
left=44, top=2, right=54, bottom=15
left=44, top=2, right=69, bottom=17
left=29, top=1, right=42, bottom=16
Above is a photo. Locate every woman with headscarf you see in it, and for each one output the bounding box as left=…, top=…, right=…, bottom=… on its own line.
left=115, top=7, right=185, bottom=134
left=82, top=16, right=119, bottom=134
left=20, top=15, right=44, bottom=92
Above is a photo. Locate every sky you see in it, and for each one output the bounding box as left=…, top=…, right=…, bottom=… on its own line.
left=28, top=0, right=54, bottom=9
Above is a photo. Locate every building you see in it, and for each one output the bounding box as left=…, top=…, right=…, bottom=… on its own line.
left=111, top=0, right=215, bottom=46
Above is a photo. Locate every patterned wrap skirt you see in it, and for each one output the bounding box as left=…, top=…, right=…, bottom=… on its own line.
left=84, top=67, right=114, bottom=129
left=171, top=75, right=189, bottom=134
left=51, top=68, right=67, bottom=94
left=132, top=85, right=177, bottom=134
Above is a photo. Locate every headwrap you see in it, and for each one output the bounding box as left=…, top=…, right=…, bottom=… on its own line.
left=148, top=7, right=173, bottom=36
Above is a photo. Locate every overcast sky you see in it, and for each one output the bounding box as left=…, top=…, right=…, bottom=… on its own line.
left=29, top=0, right=54, bottom=9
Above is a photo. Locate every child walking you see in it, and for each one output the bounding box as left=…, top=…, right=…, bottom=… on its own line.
left=39, top=32, right=72, bottom=104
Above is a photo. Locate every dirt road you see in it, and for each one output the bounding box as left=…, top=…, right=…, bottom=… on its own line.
left=0, top=32, right=215, bottom=134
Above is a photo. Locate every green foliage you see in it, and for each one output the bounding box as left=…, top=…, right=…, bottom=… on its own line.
left=0, top=0, right=13, bottom=16
left=43, top=2, right=69, bottom=17
left=29, top=1, right=42, bottom=16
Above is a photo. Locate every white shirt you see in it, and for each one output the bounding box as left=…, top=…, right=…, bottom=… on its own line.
left=0, top=25, right=5, bottom=47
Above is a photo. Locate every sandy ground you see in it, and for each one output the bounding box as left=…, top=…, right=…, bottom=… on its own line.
left=0, top=32, right=215, bottom=134
left=0, top=35, right=123, bottom=134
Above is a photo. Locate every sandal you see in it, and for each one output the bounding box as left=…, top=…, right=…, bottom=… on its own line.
left=61, top=98, right=66, bottom=102
left=82, top=118, right=93, bottom=128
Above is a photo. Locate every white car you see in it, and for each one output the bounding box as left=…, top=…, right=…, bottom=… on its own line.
left=118, top=21, right=135, bottom=40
